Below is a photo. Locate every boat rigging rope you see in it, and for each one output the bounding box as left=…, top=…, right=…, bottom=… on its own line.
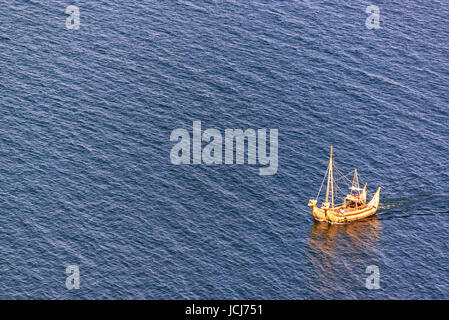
left=333, top=165, right=353, bottom=185
left=315, top=162, right=330, bottom=201
left=333, top=179, right=348, bottom=199
left=334, top=171, right=353, bottom=183
left=334, top=164, right=365, bottom=189
left=315, top=160, right=367, bottom=202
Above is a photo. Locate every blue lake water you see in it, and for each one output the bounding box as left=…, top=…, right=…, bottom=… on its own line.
left=0, top=0, right=448, bottom=299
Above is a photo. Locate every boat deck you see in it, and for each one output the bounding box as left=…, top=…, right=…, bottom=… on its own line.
left=332, top=204, right=368, bottom=216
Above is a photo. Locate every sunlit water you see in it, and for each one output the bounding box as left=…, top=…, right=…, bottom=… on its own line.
left=1, top=1, right=448, bottom=299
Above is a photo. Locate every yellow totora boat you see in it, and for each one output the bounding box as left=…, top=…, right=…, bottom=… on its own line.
left=308, top=146, right=381, bottom=224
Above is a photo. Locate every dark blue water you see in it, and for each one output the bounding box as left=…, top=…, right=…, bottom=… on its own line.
left=1, top=0, right=448, bottom=299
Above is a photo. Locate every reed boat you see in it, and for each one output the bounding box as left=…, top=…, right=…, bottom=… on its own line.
left=308, top=146, right=381, bottom=224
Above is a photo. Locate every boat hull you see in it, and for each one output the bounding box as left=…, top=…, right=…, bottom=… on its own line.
left=309, top=187, right=381, bottom=224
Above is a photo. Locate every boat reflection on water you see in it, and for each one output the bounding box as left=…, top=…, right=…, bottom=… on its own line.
left=309, top=217, right=382, bottom=253
left=305, top=217, right=382, bottom=298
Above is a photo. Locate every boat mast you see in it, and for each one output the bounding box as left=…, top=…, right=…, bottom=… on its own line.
left=325, top=146, right=334, bottom=209
left=330, top=145, right=334, bottom=209
left=351, top=169, right=360, bottom=196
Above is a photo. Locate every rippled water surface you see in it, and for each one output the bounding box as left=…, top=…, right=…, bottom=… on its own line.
left=1, top=1, right=448, bottom=299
